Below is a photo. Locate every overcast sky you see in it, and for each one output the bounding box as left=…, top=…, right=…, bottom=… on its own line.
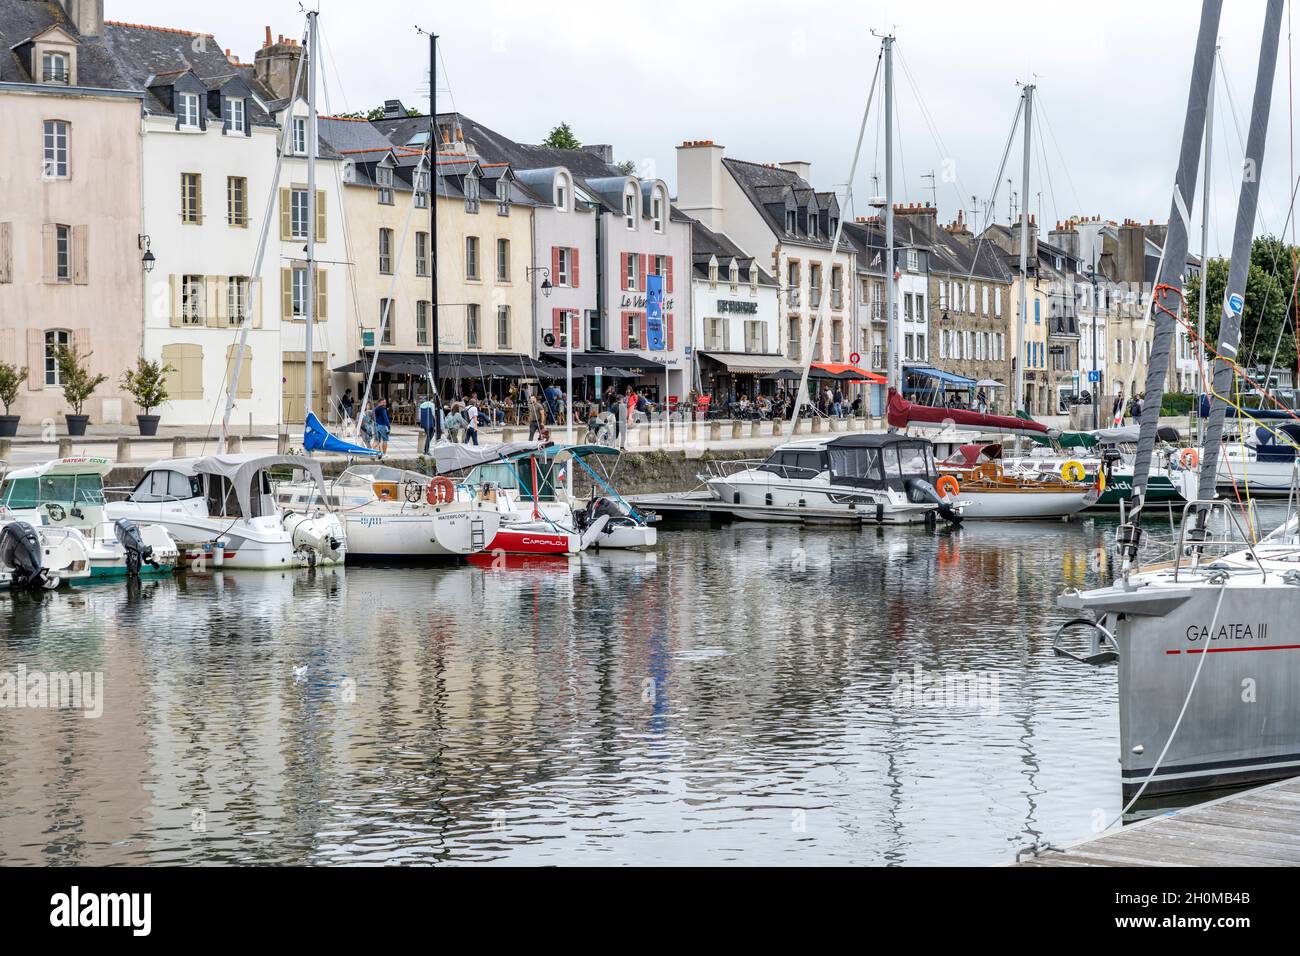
left=114, top=0, right=1300, bottom=255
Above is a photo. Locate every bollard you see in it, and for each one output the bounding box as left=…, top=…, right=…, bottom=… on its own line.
left=277, top=431, right=289, bottom=454
left=502, top=428, right=514, bottom=443
left=709, top=422, right=722, bottom=442
left=771, top=419, right=783, bottom=438
left=172, top=437, right=188, bottom=457
left=227, top=435, right=242, bottom=453
left=639, top=423, right=651, bottom=447
left=811, top=417, right=822, bottom=433
left=731, top=420, right=743, bottom=440
left=0, top=439, right=9, bottom=460
left=750, top=420, right=761, bottom=439
left=58, top=438, right=72, bottom=457
left=116, top=436, right=132, bottom=463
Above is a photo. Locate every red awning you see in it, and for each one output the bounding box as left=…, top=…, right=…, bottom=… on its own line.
left=811, top=362, right=887, bottom=384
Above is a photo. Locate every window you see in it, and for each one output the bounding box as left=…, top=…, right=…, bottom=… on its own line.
left=652, top=192, right=663, bottom=232
left=558, top=309, right=571, bottom=348
left=705, top=316, right=724, bottom=351
left=465, top=175, right=480, bottom=214
left=809, top=264, right=822, bottom=308
left=43, top=120, right=69, bottom=178
left=42, top=51, right=69, bottom=84
left=627, top=312, right=641, bottom=348
left=416, top=301, right=430, bottom=346
left=745, top=320, right=765, bottom=354
left=785, top=209, right=796, bottom=234
left=708, top=255, right=718, bottom=287
left=227, top=276, right=249, bottom=325
left=625, top=253, right=637, bottom=291
left=290, top=188, right=309, bottom=238
left=44, top=330, right=70, bottom=386
left=227, top=176, right=247, bottom=226
left=53, top=224, right=71, bottom=281
left=995, top=287, right=1003, bottom=316
left=787, top=261, right=801, bottom=307
left=497, top=305, right=510, bottom=348
left=292, top=267, right=308, bottom=318
left=379, top=228, right=393, bottom=274
left=729, top=259, right=739, bottom=291
left=467, top=304, right=481, bottom=348
left=555, top=177, right=568, bottom=211
left=1034, top=300, right=1041, bottom=324
left=415, top=232, right=429, bottom=276
left=624, top=191, right=637, bottom=229
left=496, top=177, right=510, bottom=215
left=808, top=212, right=817, bottom=240
left=787, top=317, right=801, bottom=360
left=376, top=165, right=394, bottom=205
left=413, top=170, right=428, bottom=208
left=181, top=274, right=205, bottom=325
left=558, top=247, right=573, bottom=287
left=226, top=97, right=245, bottom=134
left=831, top=267, right=843, bottom=309
left=379, top=299, right=394, bottom=344
left=465, top=236, right=479, bottom=280
left=654, top=255, right=666, bottom=279
left=907, top=249, right=918, bottom=271
left=178, top=93, right=200, bottom=129
left=497, top=238, right=510, bottom=281
left=292, top=117, right=307, bottom=155
left=181, top=173, right=202, bottom=223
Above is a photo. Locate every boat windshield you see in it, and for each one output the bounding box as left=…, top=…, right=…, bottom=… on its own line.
left=129, top=469, right=202, bottom=503
left=758, top=449, right=828, bottom=480
left=825, top=446, right=881, bottom=483
left=897, top=443, right=935, bottom=478
left=2, top=473, right=106, bottom=508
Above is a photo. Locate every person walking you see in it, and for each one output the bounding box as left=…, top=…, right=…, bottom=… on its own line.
left=373, top=399, right=392, bottom=457
left=526, top=393, right=545, bottom=441
left=1112, top=388, right=1125, bottom=426
left=445, top=404, right=467, bottom=444
left=465, top=400, right=481, bottom=446
left=340, top=388, right=355, bottom=423
left=418, top=395, right=439, bottom=455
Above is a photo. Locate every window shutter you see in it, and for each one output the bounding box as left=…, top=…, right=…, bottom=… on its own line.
left=666, top=255, right=673, bottom=293
left=620, top=252, right=628, bottom=291
left=571, top=248, right=580, bottom=288
left=281, top=268, right=293, bottom=320
left=552, top=245, right=560, bottom=284
left=70, top=225, right=88, bottom=284
left=251, top=277, right=263, bottom=329
left=315, top=191, right=327, bottom=241
left=640, top=254, right=648, bottom=289
left=667, top=311, right=674, bottom=351
left=27, top=329, right=44, bottom=390
left=571, top=310, right=580, bottom=349
left=315, top=267, right=328, bottom=320
left=551, top=307, right=560, bottom=343
left=0, top=222, right=11, bottom=283
left=41, top=223, right=57, bottom=283
left=169, top=274, right=182, bottom=327
left=185, top=345, right=204, bottom=400
left=244, top=98, right=252, bottom=137
left=207, top=276, right=226, bottom=328
left=640, top=313, right=647, bottom=349
left=279, top=189, right=291, bottom=241
left=621, top=311, right=629, bottom=350
left=195, top=174, right=203, bottom=224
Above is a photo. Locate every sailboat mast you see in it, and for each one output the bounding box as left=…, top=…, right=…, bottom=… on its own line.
left=1016, top=84, right=1033, bottom=417
left=1118, top=0, right=1223, bottom=569
left=304, top=9, right=319, bottom=443
left=884, top=35, right=897, bottom=393
left=1197, top=0, right=1284, bottom=509
left=428, top=30, right=442, bottom=439
left=1197, top=49, right=1216, bottom=447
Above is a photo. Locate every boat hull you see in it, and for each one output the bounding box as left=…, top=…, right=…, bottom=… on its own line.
left=955, top=488, right=1095, bottom=520
left=339, top=506, right=500, bottom=559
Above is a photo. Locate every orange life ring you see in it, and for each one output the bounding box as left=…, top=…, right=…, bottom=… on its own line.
left=1177, top=447, right=1200, bottom=470
left=936, top=475, right=961, bottom=499
left=426, top=476, right=456, bottom=505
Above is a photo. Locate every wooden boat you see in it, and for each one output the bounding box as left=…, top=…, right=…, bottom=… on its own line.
left=938, top=444, right=1096, bottom=519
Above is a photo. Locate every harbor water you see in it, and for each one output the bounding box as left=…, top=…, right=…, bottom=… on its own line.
left=1, top=507, right=1283, bottom=866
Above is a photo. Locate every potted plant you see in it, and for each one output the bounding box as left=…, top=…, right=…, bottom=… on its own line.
left=0, top=361, right=26, bottom=438
left=120, top=357, right=172, bottom=436
left=55, top=344, right=108, bottom=437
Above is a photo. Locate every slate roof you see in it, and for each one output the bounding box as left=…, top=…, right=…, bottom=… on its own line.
left=722, top=158, right=848, bottom=253
left=685, top=216, right=776, bottom=286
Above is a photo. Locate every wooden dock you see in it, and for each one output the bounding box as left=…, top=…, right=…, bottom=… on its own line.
left=1017, top=776, right=1300, bottom=866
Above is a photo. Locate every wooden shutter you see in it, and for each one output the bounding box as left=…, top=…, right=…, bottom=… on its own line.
left=279, top=189, right=292, bottom=240
left=666, top=255, right=673, bottom=293
left=162, top=344, right=203, bottom=401
left=315, top=190, right=327, bottom=241
left=27, top=329, right=44, bottom=390
left=639, top=254, right=648, bottom=290
left=0, top=222, right=11, bottom=283
left=666, top=311, right=673, bottom=351
left=226, top=344, right=253, bottom=399
left=194, top=174, right=203, bottom=224
left=640, top=313, right=647, bottom=349
left=315, top=267, right=328, bottom=320
left=281, top=267, right=293, bottom=320
left=71, top=225, right=88, bottom=284
left=571, top=248, right=580, bottom=288
left=571, top=310, right=580, bottom=349
left=551, top=307, right=560, bottom=344
left=621, top=311, right=630, bottom=350
left=551, top=246, right=561, bottom=284
left=620, top=252, right=628, bottom=291
left=207, top=276, right=226, bottom=328
left=41, top=223, right=57, bottom=283
left=251, top=276, right=263, bottom=329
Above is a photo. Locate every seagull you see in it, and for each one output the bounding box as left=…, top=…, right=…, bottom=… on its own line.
left=292, top=665, right=308, bottom=683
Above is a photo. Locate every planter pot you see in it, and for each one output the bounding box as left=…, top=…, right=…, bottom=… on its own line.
left=137, top=414, right=161, bottom=437
left=0, top=415, right=18, bottom=438
left=65, top=414, right=89, bottom=437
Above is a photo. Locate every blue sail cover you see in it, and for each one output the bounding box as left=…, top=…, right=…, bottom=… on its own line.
left=303, top=412, right=381, bottom=457
left=1199, top=393, right=1295, bottom=420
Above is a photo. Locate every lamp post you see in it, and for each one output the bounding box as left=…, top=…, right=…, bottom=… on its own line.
left=527, top=266, right=562, bottom=439
left=1086, top=265, right=1100, bottom=430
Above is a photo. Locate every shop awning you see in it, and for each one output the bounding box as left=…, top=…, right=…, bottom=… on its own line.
left=811, top=362, right=886, bottom=383
left=904, top=365, right=976, bottom=388
left=700, top=352, right=804, bottom=376
left=540, top=351, right=655, bottom=372
left=337, top=351, right=561, bottom=377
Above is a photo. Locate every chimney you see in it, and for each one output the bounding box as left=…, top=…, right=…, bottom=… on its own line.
left=1117, top=220, right=1145, bottom=286
left=1011, top=213, right=1038, bottom=262
left=579, top=144, right=614, bottom=164
left=59, top=0, right=103, bottom=37
left=254, top=27, right=306, bottom=100
left=1049, top=219, right=1079, bottom=259
left=675, top=140, right=727, bottom=232
left=778, top=160, right=812, bottom=183
left=945, top=208, right=971, bottom=236
left=383, top=99, right=407, bottom=119
left=893, top=202, right=937, bottom=242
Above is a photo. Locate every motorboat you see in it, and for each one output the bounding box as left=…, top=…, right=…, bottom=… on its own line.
left=701, top=433, right=962, bottom=525
left=0, top=457, right=178, bottom=579
left=275, top=461, right=500, bottom=559
left=105, top=454, right=345, bottom=569
left=938, top=443, right=1097, bottom=520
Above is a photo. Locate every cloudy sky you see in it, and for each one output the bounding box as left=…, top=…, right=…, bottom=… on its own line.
left=113, top=0, right=1300, bottom=254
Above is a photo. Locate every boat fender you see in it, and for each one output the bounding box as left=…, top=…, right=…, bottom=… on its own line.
left=1176, top=447, right=1200, bottom=470
left=426, top=477, right=456, bottom=505
left=936, top=475, right=961, bottom=499
left=1060, top=460, right=1087, bottom=483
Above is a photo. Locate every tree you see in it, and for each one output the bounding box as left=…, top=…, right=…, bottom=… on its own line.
left=0, top=362, right=26, bottom=416
left=120, top=357, right=173, bottom=416
left=336, top=106, right=423, bottom=121
left=55, top=345, right=109, bottom=417
left=616, top=159, right=637, bottom=175
left=542, top=122, right=581, bottom=150
left=1185, top=234, right=1296, bottom=376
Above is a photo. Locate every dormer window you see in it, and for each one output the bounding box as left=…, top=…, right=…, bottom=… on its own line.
left=729, top=259, right=739, bottom=290
left=830, top=216, right=838, bottom=236
left=225, top=97, right=245, bottom=134
left=808, top=213, right=817, bottom=240
left=413, top=169, right=428, bottom=208
left=708, top=255, right=718, bottom=287
left=652, top=191, right=664, bottom=232
left=749, top=263, right=759, bottom=294
left=292, top=117, right=307, bottom=155
left=465, top=175, right=480, bottom=214
left=178, top=93, right=200, bottom=129
left=907, top=249, right=919, bottom=271
left=42, top=51, right=69, bottom=84
left=555, top=176, right=568, bottom=211
left=496, top=177, right=510, bottom=216
left=376, top=165, right=394, bottom=205
left=625, top=191, right=636, bottom=230
left=785, top=209, right=796, bottom=234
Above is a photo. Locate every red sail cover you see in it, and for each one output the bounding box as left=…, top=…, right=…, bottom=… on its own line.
left=886, top=389, right=1048, bottom=435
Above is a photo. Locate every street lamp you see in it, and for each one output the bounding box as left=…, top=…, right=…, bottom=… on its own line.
left=526, top=266, right=552, bottom=297
left=1086, top=264, right=1100, bottom=430
left=138, top=235, right=155, bottom=273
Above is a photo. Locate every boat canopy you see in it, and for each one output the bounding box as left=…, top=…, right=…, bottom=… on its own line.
left=1, top=457, right=114, bottom=480
left=194, top=454, right=328, bottom=519
left=432, top=440, right=547, bottom=474
left=823, top=433, right=938, bottom=489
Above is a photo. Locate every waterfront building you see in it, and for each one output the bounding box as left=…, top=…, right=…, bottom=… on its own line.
left=982, top=217, right=1055, bottom=416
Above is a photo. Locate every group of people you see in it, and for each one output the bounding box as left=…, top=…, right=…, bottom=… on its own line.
left=1111, top=390, right=1146, bottom=425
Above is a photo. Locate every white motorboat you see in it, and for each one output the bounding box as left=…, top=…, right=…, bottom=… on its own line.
left=1, top=457, right=179, bottom=578
left=105, top=454, right=345, bottom=570
left=701, top=434, right=962, bottom=525
left=275, top=462, right=500, bottom=559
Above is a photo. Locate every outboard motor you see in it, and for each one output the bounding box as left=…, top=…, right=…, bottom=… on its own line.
left=283, top=512, right=344, bottom=564
left=113, top=517, right=155, bottom=577
left=0, top=521, right=46, bottom=588
left=904, top=477, right=962, bottom=525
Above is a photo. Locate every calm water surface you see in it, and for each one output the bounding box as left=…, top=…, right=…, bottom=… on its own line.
left=4, top=509, right=1274, bottom=866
